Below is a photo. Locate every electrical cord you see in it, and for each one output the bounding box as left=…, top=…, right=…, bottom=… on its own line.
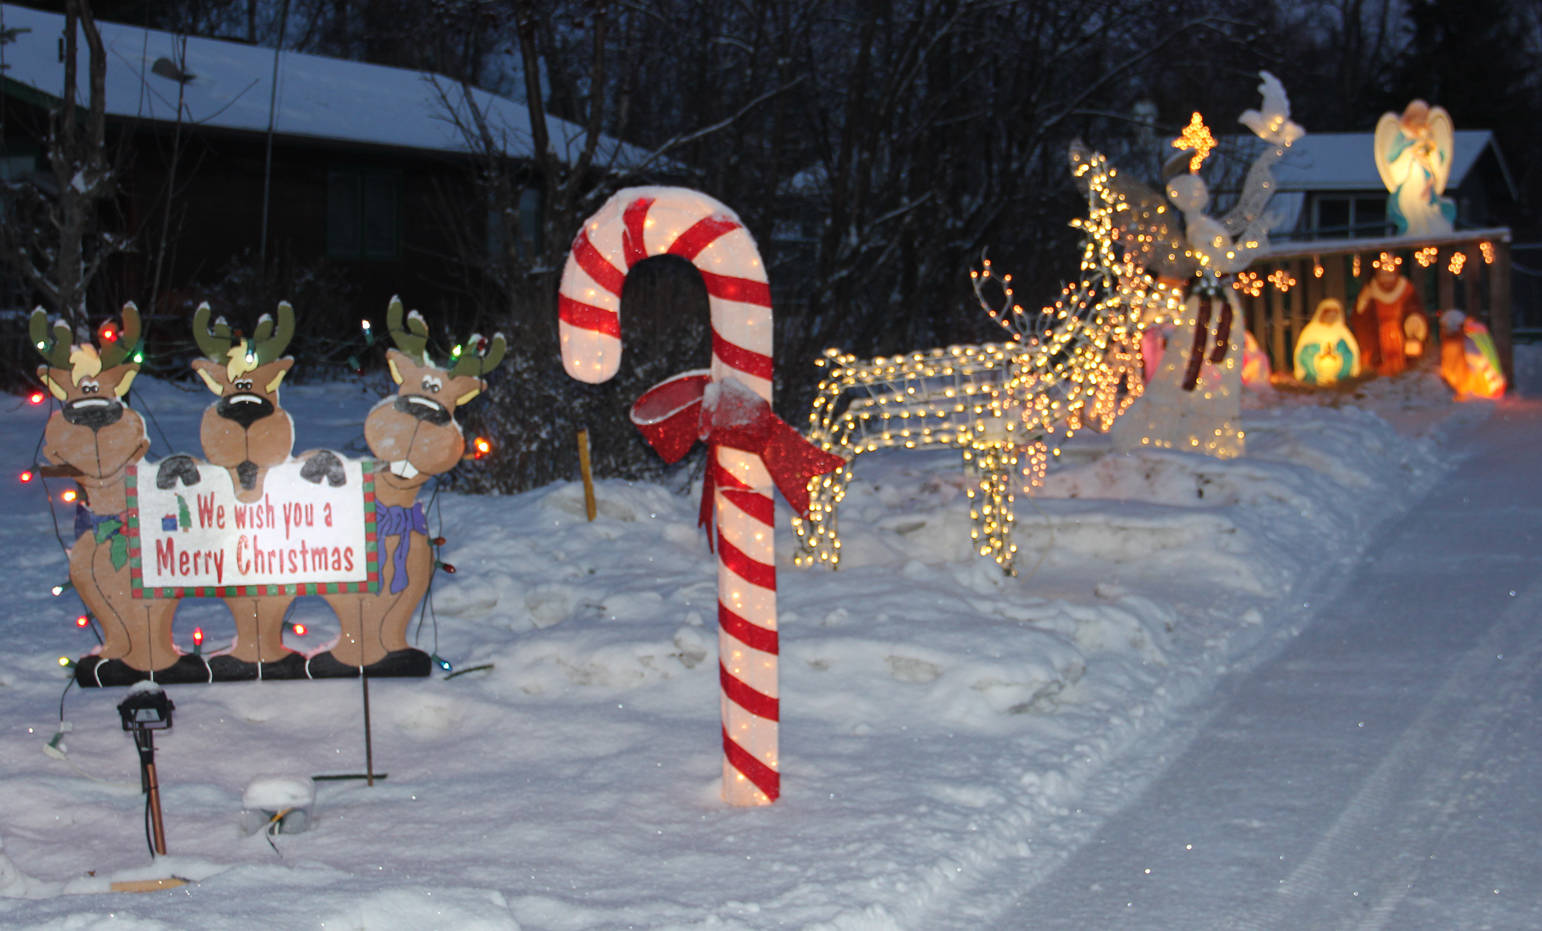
left=33, top=398, right=107, bottom=647
left=57, top=675, right=73, bottom=723
left=411, top=480, right=446, bottom=656
left=263, top=808, right=294, bottom=858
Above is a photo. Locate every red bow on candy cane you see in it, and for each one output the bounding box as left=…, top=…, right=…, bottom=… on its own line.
left=630, top=371, right=845, bottom=536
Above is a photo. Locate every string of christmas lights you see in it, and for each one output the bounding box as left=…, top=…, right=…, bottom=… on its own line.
left=792, top=149, right=1182, bottom=574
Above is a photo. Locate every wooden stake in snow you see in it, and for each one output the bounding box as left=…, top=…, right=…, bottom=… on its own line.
left=577, top=428, right=597, bottom=521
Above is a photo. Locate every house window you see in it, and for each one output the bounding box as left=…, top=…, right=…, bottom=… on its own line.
left=327, top=168, right=399, bottom=260
left=486, top=187, right=544, bottom=263
left=0, top=153, right=37, bottom=181
left=1310, top=195, right=1388, bottom=238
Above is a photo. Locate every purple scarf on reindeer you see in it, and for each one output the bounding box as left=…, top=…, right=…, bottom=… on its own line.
left=376, top=501, right=428, bottom=594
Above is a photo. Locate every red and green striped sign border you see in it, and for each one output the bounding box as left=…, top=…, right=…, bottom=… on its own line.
left=123, top=459, right=381, bottom=599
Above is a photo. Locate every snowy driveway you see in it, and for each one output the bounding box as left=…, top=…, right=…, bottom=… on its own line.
left=1009, top=403, right=1542, bottom=929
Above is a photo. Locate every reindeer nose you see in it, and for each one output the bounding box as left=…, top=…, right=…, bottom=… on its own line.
left=216, top=393, right=274, bottom=429
left=63, top=397, right=125, bottom=431
left=395, top=394, right=451, bottom=425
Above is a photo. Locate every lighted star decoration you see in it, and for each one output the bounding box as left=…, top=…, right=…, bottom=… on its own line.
left=1172, top=112, right=1217, bottom=172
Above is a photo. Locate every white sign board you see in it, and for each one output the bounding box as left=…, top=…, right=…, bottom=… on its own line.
left=128, top=459, right=379, bottom=597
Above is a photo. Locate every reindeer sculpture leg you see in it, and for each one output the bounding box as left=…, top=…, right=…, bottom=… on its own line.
left=204, top=597, right=307, bottom=680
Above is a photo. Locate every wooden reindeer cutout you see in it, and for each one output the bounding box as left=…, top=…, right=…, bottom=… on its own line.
left=34, top=305, right=205, bottom=686
left=158, top=302, right=312, bottom=679
left=309, top=297, right=505, bottom=678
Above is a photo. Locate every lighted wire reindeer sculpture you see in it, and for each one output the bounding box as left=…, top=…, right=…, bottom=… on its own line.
left=792, top=147, right=1183, bottom=574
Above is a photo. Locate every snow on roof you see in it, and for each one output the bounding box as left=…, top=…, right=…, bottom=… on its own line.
left=1227, top=129, right=1504, bottom=194
left=0, top=3, right=652, bottom=168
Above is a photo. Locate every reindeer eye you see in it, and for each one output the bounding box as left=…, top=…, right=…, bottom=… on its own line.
left=81, top=379, right=100, bottom=394
left=235, top=379, right=253, bottom=391
left=421, top=375, right=442, bottom=393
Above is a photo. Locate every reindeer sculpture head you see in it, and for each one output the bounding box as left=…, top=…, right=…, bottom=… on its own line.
left=190, top=301, right=296, bottom=500
left=34, top=303, right=150, bottom=488
left=366, top=296, right=506, bottom=495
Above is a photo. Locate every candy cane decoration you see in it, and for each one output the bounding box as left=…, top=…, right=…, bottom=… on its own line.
left=559, top=188, right=838, bottom=806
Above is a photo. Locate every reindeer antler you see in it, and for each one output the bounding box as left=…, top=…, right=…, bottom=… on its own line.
left=251, top=300, right=296, bottom=364
left=386, top=295, right=430, bottom=363
left=29, top=307, right=73, bottom=368
left=98, top=302, right=142, bottom=369
left=192, top=302, right=236, bottom=360
left=450, top=331, right=508, bottom=378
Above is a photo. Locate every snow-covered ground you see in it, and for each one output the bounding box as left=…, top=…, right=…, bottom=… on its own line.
left=0, top=347, right=1530, bottom=929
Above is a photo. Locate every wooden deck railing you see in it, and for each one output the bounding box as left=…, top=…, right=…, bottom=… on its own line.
left=1235, top=227, right=1514, bottom=386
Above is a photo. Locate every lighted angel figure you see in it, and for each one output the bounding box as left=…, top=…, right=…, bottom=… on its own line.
left=1374, top=100, right=1456, bottom=237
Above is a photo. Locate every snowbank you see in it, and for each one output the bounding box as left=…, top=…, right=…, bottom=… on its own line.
left=0, top=355, right=1505, bottom=928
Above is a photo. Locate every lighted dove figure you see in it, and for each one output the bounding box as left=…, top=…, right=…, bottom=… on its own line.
left=1238, top=71, right=1305, bottom=147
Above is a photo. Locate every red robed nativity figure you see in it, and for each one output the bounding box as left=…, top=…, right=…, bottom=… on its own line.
left=1352, top=253, right=1428, bottom=377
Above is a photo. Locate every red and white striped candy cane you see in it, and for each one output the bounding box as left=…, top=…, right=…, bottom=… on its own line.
left=558, top=188, right=780, bottom=805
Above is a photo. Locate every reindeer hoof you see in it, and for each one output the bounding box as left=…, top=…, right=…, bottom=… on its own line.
left=257, top=651, right=309, bottom=680
left=236, top=460, right=260, bottom=490
left=366, top=648, right=433, bottom=678
left=304, top=651, right=361, bottom=679
left=151, top=653, right=213, bottom=685
left=207, top=651, right=308, bottom=681
left=206, top=653, right=260, bottom=681
left=301, top=450, right=347, bottom=487
left=305, top=648, right=432, bottom=678
left=155, top=455, right=201, bottom=490
left=73, top=656, right=149, bottom=688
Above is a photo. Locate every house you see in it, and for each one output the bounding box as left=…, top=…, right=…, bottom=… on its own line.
left=1219, top=129, right=1520, bottom=241
left=1204, top=128, right=1525, bottom=384
left=0, top=2, right=656, bottom=364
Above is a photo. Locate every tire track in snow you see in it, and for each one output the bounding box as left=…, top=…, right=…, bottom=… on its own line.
left=1254, top=577, right=1542, bottom=931
left=996, top=405, right=1542, bottom=928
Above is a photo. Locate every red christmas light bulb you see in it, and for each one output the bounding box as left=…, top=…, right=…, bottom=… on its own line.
left=291, top=623, right=307, bottom=637
left=193, top=627, right=205, bottom=647
left=98, top=322, right=119, bottom=343
left=20, top=470, right=34, bottom=484
left=75, top=615, right=89, bottom=628
left=28, top=391, right=45, bottom=405
left=60, top=489, right=78, bottom=503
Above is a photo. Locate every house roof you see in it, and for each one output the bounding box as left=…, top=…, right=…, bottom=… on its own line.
left=0, top=3, right=652, bottom=169
left=1226, top=129, right=1515, bottom=198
